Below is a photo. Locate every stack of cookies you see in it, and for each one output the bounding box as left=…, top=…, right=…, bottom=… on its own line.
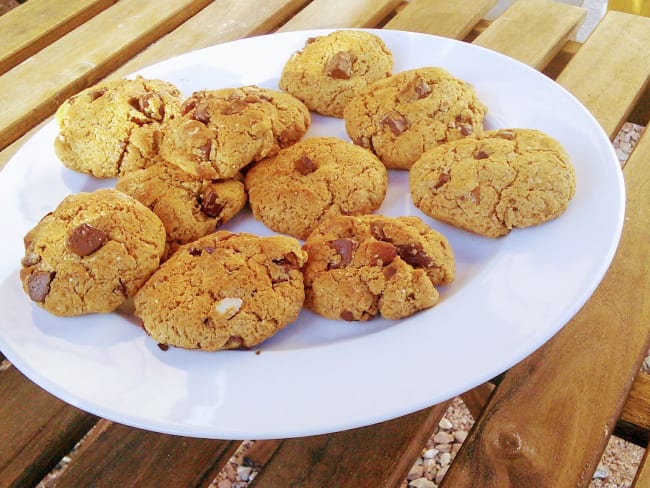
left=19, top=29, right=576, bottom=352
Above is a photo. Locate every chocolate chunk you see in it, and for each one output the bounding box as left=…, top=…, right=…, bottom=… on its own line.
left=224, top=335, right=247, bottom=349
left=474, top=149, right=490, bottom=159
left=27, top=271, right=54, bottom=302
left=328, top=238, right=358, bottom=269
left=414, top=78, right=432, bottom=99
left=433, top=173, right=451, bottom=190
left=88, top=89, right=107, bottom=101
left=294, top=155, right=317, bottom=175
left=181, top=97, right=197, bottom=116
left=380, top=111, right=409, bottom=136
left=326, top=51, right=356, bottom=79
left=340, top=310, right=355, bottom=321
left=470, top=185, right=481, bottom=204
left=383, top=265, right=398, bottom=281
left=66, top=223, right=108, bottom=257
left=199, top=189, right=224, bottom=218
left=137, top=92, right=165, bottom=120
left=367, top=241, right=398, bottom=266
left=459, top=124, right=473, bottom=136
left=221, top=99, right=247, bottom=115
left=188, top=247, right=202, bottom=256
left=157, top=343, right=169, bottom=351
left=193, top=102, right=211, bottom=124
left=305, top=37, right=318, bottom=47
left=397, top=244, right=432, bottom=268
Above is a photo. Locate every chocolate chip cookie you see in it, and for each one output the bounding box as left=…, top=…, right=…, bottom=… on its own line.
left=115, top=161, right=247, bottom=260
left=245, top=136, right=388, bottom=240
left=54, top=76, right=184, bottom=178
left=134, top=231, right=308, bottom=351
left=344, top=67, right=487, bottom=169
left=279, top=30, right=393, bottom=118
left=20, top=189, right=166, bottom=316
left=409, top=128, right=577, bottom=237
left=302, top=215, right=455, bottom=321
left=159, top=86, right=311, bottom=180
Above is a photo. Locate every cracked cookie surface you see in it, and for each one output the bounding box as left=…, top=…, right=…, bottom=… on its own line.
left=20, top=189, right=166, bottom=316
left=344, top=67, right=487, bottom=169
left=54, top=77, right=183, bottom=178
left=302, top=215, right=454, bottom=321
left=134, top=231, right=308, bottom=351
left=409, top=128, right=577, bottom=237
left=116, top=161, right=247, bottom=260
left=159, top=86, right=310, bottom=180
left=245, top=136, right=388, bottom=240
left=279, top=30, right=393, bottom=118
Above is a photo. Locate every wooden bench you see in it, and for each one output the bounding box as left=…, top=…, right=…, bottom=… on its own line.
left=1, top=1, right=649, bottom=486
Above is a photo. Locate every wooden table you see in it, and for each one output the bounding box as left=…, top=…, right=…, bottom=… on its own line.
left=1, top=1, right=649, bottom=486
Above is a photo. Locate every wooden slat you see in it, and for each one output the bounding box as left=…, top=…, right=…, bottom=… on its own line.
left=460, top=383, right=495, bottom=420
left=440, top=120, right=650, bottom=486
left=250, top=402, right=450, bottom=487
left=110, top=0, right=310, bottom=79
left=384, top=0, right=497, bottom=40
left=53, top=420, right=240, bottom=487
left=616, top=371, right=650, bottom=446
left=0, top=365, right=98, bottom=487
left=277, top=0, right=402, bottom=32
left=473, top=0, right=586, bottom=70
left=556, top=11, right=650, bottom=138
left=0, top=0, right=117, bottom=75
left=0, top=0, right=213, bottom=152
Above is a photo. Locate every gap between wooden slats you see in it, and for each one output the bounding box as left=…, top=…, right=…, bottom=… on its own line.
left=0, top=365, right=98, bottom=487
left=0, top=0, right=117, bottom=75
left=0, top=0, right=214, bottom=152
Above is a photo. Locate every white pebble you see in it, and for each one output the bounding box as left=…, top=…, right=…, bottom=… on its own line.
left=438, top=417, right=453, bottom=430
left=409, top=477, right=435, bottom=488
left=236, top=466, right=253, bottom=482
left=433, top=431, right=455, bottom=444
left=439, top=452, right=452, bottom=466
left=422, top=448, right=438, bottom=459
left=407, top=463, right=425, bottom=480
left=435, top=465, right=450, bottom=484
left=592, top=466, right=609, bottom=480
left=454, top=430, right=468, bottom=443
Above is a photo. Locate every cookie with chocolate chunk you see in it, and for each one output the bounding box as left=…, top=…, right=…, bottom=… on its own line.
left=409, top=128, right=576, bottom=237
left=116, top=161, right=247, bottom=260
left=344, top=67, right=487, bottom=169
left=302, top=215, right=454, bottom=321
left=20, top=189, right=166, bottom=316
left=54, top=76, right=183, bottom=177
left=279, top=30, right=393, bottom=118
left=134, top=231, right=308, bottom=351
left=245, top=136, right=388, bottom=240
left=159, top=86, right=310, bottom=180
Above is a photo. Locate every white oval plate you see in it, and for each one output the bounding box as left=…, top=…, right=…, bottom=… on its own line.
left=0, top=29, right=624, bottom=439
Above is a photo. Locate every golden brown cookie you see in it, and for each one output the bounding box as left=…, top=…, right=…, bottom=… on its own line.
left=245, top=136, right=388, bottom=240
left=134, top=231, right=308, bottom=351
left=344, top=67, right=487, bottom=169
left=115, top=161, right=247, bottom=260
left=54, top=77, right=183, bottom=178
left=302, top=215, right=455, bottom=321
left=159, top=86, right=311, bottom=180
left=279, top=30, right=393, bottom=118
left=409, top=128, right=577, bottom=237
left=20, top=189, right=166, bottom=316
